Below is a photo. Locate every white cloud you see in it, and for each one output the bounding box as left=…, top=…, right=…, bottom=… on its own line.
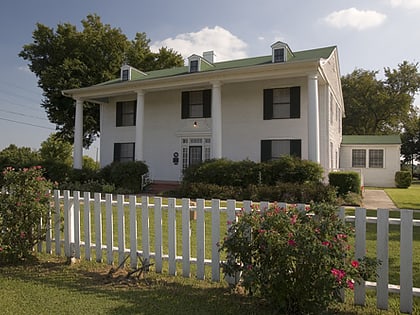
left=390, top=0, right=420, bottom=8
left=151, top=26, right=248, bottom=62
left=324, top=8, right=387, bottom=30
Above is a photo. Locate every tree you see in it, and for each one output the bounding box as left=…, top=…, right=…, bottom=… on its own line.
left=0, top=145, right=40, bottom=171
left=342, top=62, right=420, bottom=135
left=19, top=14, right=184, bottom=147
left=40, top=133, right=73, bottom=166
left=401, top=111, right=420, bottom=165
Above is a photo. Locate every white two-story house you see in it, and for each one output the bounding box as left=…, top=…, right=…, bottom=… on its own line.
left=63, top=41, right=344, bottom=183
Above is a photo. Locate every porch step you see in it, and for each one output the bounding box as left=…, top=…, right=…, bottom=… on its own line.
left=145, top=181, right=181, bottom=195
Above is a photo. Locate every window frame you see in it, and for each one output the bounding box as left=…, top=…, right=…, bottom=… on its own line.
left=263, top=86, right=300, bottom=120
left=351, top=149, right=366, bottom=168
left=181, top=89, right=211, bottom=119
left=261, top=139, right=301, bottom=162
left=116, top=100, right=136, bottom=127
left=113, top=142, right=135, bottom=162
left=369, top=149, right=384, bottom=168
left=273, top=48, right=285, bottom=63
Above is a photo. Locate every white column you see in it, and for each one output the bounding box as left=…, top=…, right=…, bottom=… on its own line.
left=135, top=90, right=145, bottom=161
left=307, top=74, right=320, bottom=163
left=73, top=98, right=83, bottom=169
left=211, top=81, right=222, bottom=158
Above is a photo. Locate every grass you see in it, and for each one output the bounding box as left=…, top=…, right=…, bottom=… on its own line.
left=2, top=189, right=420, bottom=314
left=0, top=253, right=419, bottom=315
left=384, top=181, right=420, bottom=210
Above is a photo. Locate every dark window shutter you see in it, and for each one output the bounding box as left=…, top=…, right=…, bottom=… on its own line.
left=290, top=86, right=300, bottom=118
left=263, top=89, right=273, bottom=120
left=261, top=140, right=272, bottom=162
left=181, top=92, right=189, bottom=119
left=116, top=102, right=123, bottom=126
left=203, top=89, right=212, bottom=118
left=132, top=101, right=137, bottom=126
left=290, top=140, right=301, bottom=158
left=113, top=143, right=121, bottom=162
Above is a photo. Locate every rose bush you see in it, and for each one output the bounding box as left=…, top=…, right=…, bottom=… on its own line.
left=220, top=202, right=379, bottom=314
left=0, top=166, right=53, bottom=264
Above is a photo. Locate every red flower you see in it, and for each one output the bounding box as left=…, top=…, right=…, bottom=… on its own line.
left=288, top=239, right=297, bottom=247
left=351, top=260, right=359, bottom=268
left=322, top=241, right=330, bottom=247
left=347, top=279, right=355, bottom=290
left=290, top=214, right=298, bottom=225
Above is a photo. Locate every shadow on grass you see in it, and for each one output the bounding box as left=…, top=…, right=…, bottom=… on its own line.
left=0, top=255, right=367, bottom=315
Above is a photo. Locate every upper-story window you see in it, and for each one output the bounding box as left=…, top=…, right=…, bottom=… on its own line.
left=116, top=100, right=136, bottom=126
left=273, top=48, right=285, bottom=63
left=263, top=87, right=300, bottom=119
left=181, top=90, right=211, bottom=119
left=190, top=60, right=199, bottom=73
left=122, top=69, right=130, bottom=81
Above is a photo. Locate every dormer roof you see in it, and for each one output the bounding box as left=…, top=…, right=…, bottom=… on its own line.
left=271, top=41, right=295, bottom=63
left=120, top=64, right=148, bottom=81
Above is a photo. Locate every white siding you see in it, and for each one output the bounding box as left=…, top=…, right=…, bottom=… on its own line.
left=340, top=144, right=401, bottom=187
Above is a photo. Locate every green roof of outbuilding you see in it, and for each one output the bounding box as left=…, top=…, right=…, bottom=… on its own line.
left=97, top=46, right=336, bottom=86
left=342, top=135, right=401, bottom=144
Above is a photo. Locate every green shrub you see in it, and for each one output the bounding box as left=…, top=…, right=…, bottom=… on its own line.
left=176, top=182, right=337, bottom=204
left=0, top=166, right=53, bottom=264
left=220, top=202, right=379, bottom=314
left=0, top=145, right=41, bottom=176
left=182, top=159, right=260, bottom=187
left=395, top=171, right=411, bottom=188
left=41, top=160, right=72, bottom=183
left=328, top=171, right=361, bottom=196
left=261, top=156, right=324, bottom=184
left=108, top=161, right=148, bottom=193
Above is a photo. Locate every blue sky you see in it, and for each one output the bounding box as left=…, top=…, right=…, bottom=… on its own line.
left=0, top=0, right=419, bottom=157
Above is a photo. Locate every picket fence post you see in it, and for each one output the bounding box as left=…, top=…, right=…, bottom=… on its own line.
left=168, top=198, right=177, bottom=276
left=94, top=192, right=102, bottom=262
left=196, top=198, right=206, bottom=280
left=129, top=195, right=137, bottom=268
left=400, top=210, right=413, bottom=313
left=117, top=194, right=125, bottom=265
left=154, top=197, right=163, bottom=273
left=354, top=207, right=366, bottom=305
left=376, top=209, right=389, bottom=310
left=83, top=192, right=91, bottom=261
left=211, top=199, right=221, bottom=281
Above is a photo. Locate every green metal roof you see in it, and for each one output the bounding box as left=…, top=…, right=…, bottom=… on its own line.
left=97, top=45, right=336, bottom=86
left=342, top=135, right=401, bottom=145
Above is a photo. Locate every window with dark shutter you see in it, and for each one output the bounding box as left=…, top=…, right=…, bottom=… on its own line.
left=260, top=139, right=302, bottom=161
left=263, top=87, right=300, bottom=120
left=181, top=90, right=211, bottom=119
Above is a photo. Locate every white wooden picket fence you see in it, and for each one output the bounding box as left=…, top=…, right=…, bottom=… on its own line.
left=39, top=190, right=420, bottom=313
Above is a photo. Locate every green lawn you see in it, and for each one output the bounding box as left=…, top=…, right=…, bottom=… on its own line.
left=0, top=254, right=419, bottom=315
left=2, top=191, right=420, bottom=314
left=385, top=182, right=420, bottom=210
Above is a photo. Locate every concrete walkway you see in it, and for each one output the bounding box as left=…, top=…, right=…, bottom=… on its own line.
left=362, top=189, right=397, bottom=210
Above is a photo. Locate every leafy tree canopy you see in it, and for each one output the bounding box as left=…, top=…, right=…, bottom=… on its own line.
left=342, top=61, right=420, bottom=135
left=40, top=133, right=73, bottom=166
left=19, top=14, right=184, bottom=147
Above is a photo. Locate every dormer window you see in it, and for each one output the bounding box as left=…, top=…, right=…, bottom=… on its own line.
left=271, top=41, right=294, bottom=63
left=190, top=60, right=199, bottom=73
left=121, top=65, right=131, bottom=81
left=122, top=69, right=130, bottom=81
left=273, top=48, right=285, bottom=63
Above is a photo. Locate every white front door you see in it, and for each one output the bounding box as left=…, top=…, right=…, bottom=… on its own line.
left=181, top=137, right=211, bottom=171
